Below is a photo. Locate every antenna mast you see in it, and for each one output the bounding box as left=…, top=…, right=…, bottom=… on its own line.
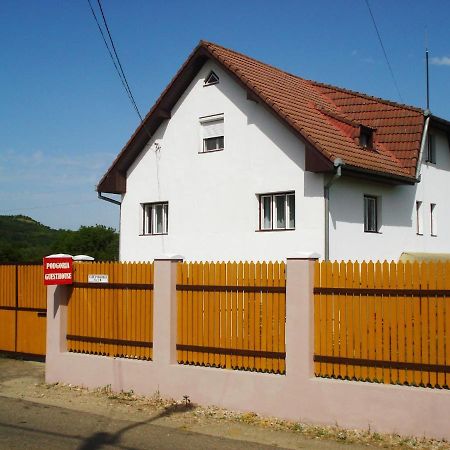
left=426, top=48, right=430, bottom=110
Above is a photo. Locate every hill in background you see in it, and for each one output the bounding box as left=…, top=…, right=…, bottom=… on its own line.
left=0, top=215, right=119, bottom=262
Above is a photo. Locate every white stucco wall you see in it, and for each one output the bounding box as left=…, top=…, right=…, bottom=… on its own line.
left=329, top=127, right=450, bottom=261
left=120, top=61, right=325, bottom=262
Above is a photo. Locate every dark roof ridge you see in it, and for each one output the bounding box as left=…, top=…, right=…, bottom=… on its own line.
left=201, top=41, right=424, bottom=115
left=309, top=79, right=424, bottom=114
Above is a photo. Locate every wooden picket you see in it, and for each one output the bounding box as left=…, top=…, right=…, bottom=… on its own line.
left=0, top=263, right=46, bottom=356
left=314, top=260, right=450, bottom=389
left=176, top=261, right=286, bottom=374
left=67, top=261, right=154, bottom=360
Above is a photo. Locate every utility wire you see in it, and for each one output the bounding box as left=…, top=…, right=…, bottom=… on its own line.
left=364, top=0, right=403, bottom=103
left=96, top=0, right=143, bottom=121
left=87, top=0, right=143, bottom=121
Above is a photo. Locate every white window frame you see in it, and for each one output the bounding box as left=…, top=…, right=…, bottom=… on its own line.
left=416, top=201, right=423, bottom=235
left=259, top=192, right=295, bottom=231
left=430, top=203, right=437, bottom=236
left=199, top=114, right=224, bottom=153
left=142, top=202, right=168, bottom=235
left=364, top=195, right=379, bottom=233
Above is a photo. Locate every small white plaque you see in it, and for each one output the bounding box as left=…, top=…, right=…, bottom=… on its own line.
left=88, top=274, right=109, bottom=284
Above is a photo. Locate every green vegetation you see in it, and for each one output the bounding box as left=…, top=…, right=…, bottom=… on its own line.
left=0, top=215, right=119, bottom=262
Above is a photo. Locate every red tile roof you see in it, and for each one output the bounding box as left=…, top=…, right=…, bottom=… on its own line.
left=98, top=41, right=430, bottom=193
left=203, top=41, right=424, bottom=179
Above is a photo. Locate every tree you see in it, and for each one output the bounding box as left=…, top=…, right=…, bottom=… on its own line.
left=51, top=225, right=119, bottom=261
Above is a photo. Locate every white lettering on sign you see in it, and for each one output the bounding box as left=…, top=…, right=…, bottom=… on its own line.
left=88, top=274, right=109, bottom=284
left=46, top=262, right=71, bottom=270
left=44, top=273, right=72, bottom=280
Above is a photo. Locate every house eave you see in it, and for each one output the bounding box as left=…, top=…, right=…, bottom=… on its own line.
left=341, top=165, right=417, bottom=185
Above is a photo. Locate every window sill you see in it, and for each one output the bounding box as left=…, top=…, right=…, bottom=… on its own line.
left=139, top=233, right=168, bottom=236
left=417, top=233, right=423, bottom=236
left=198, top=148, right=224, bottom=154
left=256, top=228, right=295, bottom=232
left=364, top=230, right=382, bottom=234
left=431, top=234, right=438, bottom=237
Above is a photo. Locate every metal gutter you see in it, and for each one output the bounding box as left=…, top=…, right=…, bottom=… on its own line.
left=98, top=192, right=121, bottom=206
left=324, top=158, right=343, bottom=261
left=416, top=111, right=431, bottom=180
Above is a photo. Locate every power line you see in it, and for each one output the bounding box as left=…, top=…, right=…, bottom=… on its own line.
left=364, top=0, right=403, bottom=103
left=87, top=0, right=143, bottom=121
left=96, top=0, right=143, bottom=121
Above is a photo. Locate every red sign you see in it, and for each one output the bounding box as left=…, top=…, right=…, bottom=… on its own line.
left=43, top=257, right=73, bottom=285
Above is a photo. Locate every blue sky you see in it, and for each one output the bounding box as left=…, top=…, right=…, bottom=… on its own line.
left=1, top=0, right=449, bottom=231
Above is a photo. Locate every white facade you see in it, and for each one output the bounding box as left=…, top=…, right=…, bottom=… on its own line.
left=119, top=61, right=450, bottom=262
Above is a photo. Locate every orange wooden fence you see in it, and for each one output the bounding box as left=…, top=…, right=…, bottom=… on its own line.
left=67, top=262, right=154, bottom=360
left=0, top=263, right=46, bottom=356
left=176, top=261, right=286, bottom=374
left=314, top=260, right=450, bottom=388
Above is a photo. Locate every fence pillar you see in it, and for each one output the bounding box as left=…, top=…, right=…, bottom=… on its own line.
left=285, top=254, right=318, bottom=380
left=153, top=256, right=183, bottom=366
left=45, top=284, right=70, bottom=382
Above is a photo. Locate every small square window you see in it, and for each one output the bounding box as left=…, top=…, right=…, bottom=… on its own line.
left=200, top=115, right=224, bottom=153
left=204, top=136, right=224, bottom=152
left=259, top=192, right=295, bottom=231
left=364, top=195, right=378, bottom=232
left=142, top=202, right=168, bottom=235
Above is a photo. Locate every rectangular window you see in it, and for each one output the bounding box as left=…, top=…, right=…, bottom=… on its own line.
left=416, top=201, right=423, bottom=235
left=359, top=127, right=373, bottom=149
left=259, top=192, right=295, bottom=230
left=200, top=114, right=224, bottom=152
left=364, top=195, right=378, bottom=233
left=431, top=203, right=437, bottom=236
left=142, top=202, right=168, bottom=235
left=426, top=133, right=436, bottom=164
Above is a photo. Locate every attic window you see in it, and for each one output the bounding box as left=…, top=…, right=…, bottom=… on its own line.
left=359, top=127, right=373, bottom=149
left=204, top=71, right=219, bottom=86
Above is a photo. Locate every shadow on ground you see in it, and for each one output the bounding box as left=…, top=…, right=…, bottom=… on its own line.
left=78, top=401, right=194, bottom=450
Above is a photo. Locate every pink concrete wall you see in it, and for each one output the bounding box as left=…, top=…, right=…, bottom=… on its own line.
left=46, top=256, right=450, bottom=441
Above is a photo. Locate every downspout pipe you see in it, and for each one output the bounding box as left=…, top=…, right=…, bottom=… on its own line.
left=98, top=192, right=121, bottom=206
left=324, top=158, right=344, bottom=261
left=415, top=110, right=431, bottom=181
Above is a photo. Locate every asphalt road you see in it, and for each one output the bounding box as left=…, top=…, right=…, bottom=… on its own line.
left=0, top=396, right=284, bottom=450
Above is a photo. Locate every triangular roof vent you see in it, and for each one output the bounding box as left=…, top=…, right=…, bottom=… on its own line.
left=204, top=70, right=219, bottom=86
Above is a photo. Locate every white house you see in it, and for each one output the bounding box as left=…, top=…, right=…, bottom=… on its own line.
left=97, top=41, right=450, bottom=262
